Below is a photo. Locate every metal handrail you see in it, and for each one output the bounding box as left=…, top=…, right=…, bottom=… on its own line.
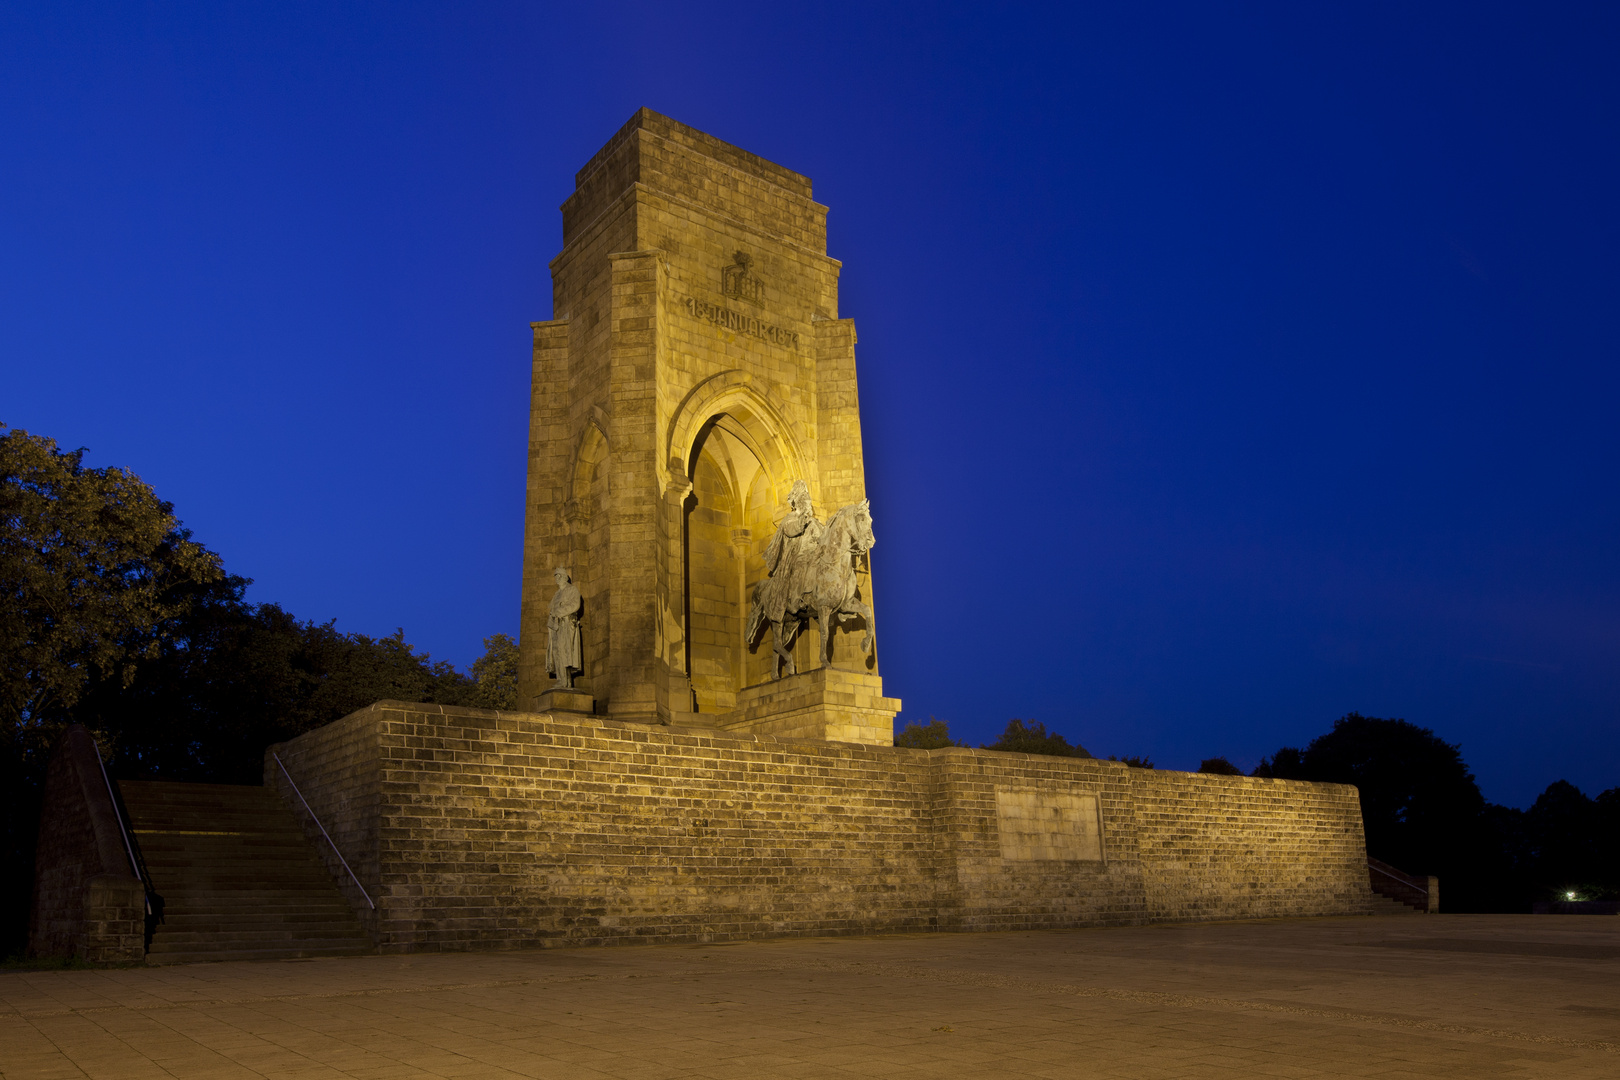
left=93, top=741, right=150, bottom=915
left=273, top=753, right=375, bottom=910
left=1369, top=862, right=1429, bottom=896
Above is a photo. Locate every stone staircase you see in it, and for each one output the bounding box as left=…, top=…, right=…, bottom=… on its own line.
left=119, top=781, right=373, bottom=964
left=1369, top=892, right=1423, bottom=915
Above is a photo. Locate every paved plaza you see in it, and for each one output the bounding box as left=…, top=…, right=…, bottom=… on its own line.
left=3, top=915, right=1617, bottom=1079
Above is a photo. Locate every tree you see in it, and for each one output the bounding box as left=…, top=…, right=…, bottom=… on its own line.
left=894, top=716, right=961, bottom=749
left=1109, top=755, right=1154, bottom=769
left=469, top=633, right=518, bottom=710
left=1, top=424, right=223, bottom=736
left=1517, top=780, right=1617, bottom=902
left=984, top=719, right=1090, bottom=758
left=1198, top=756, right=1242, bottom=775
left=69, top=601, right=477, bottom=784
left=1252, top=713, right=1510, bottom=909
left=1252, top=746, right=1303, bottom=777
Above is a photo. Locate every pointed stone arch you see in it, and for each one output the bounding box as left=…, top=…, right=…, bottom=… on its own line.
left=666, top=370, right=811, bottom=507
left=669, top=372, right=818, bottom=705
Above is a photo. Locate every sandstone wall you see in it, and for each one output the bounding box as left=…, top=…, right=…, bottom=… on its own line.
left=268, top=702, right=1375, bottom=952
left=28, top=726, right=146, bottom=963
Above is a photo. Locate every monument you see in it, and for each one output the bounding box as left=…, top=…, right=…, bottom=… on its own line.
left=515, top=109, right=898, bottom=744
left=253, top=110, right=1379, bottom=953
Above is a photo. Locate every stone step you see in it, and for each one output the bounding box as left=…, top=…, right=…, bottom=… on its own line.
left=145, top=944, right=371, bottom=965
left=116, top=779, right=373, bottom=965
left=136, top=857, right=342, bottom=872
left=161, top=913, right=358, bottom=932
left=1369, top=893, right=1423, bottom=915
left=154, top=927, right=365, bottom=942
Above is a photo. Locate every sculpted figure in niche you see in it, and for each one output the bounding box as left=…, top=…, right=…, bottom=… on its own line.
left=746, top=481, right=877, bottom=678
left=545, top=566, right=583, bottom=689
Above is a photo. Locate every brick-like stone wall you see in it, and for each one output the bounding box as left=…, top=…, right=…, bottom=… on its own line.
left=1134, top=770, right=1372, bottom=921
left=269, top=702, right=1375, bottom=952
left=28, top=726, right=146, bottom=963
left=267, top=710, right=383, bottom=937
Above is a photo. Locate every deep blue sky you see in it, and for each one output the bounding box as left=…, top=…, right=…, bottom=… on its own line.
left=4, top=3, right=1617, bottom=807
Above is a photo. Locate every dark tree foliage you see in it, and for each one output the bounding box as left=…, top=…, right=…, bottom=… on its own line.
left=894, top=716, right=961, bottom=749
left=0, top=425, right=512, bottom=956
left=1259, top=713, right=1485, bottom=865
left=984, top=719, right=1090, bottom=758
left=1108, top=755, right=1154, bottom=769
left=1198, top=756, right=1242, bottom=775
left=1251, top=713, right=1620, bottom=910
left=468, top=633, right=518, bottom=710
left=68, top=587, right=476, bottom=785
left=1253, top=713, right=1515, bottom=910
left=1508, top=781, right=1620, bottom=902
left=1, top=425, right=225, bottom=732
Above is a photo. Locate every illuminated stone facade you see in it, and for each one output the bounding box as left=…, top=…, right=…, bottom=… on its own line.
left=517, top=109, right=896, bottom=741
left=262, top=114, right=1382, bottom=950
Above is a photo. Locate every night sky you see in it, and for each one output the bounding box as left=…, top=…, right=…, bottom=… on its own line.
left=5, top=3, right=1617, bottom=807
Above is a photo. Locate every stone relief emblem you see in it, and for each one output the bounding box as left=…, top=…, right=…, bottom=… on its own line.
left=744, top=480, right=877, bottom=677
left=721, top=250, right=764, bottom=306
left=546, top=566, right=583, bottom=689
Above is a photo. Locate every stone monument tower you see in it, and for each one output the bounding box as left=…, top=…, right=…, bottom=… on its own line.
left=517, top=109, right=899, bottom=744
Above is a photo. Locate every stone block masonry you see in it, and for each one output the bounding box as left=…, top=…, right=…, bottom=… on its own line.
left=29, top=725, right=146, bottom=963
left=268, top=702, right=1376, bottom=952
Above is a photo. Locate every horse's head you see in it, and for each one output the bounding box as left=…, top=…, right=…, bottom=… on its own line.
left=825, top=499, right=876, bottom=557
left=849, top=499, right=874, bottom=554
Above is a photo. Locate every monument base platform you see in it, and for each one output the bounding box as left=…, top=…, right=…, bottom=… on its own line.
left=268, top=701, right=1379, bottom=954
left=536, top=687, right=595, bottom=715
left=719, top=667, right=898, bottom=745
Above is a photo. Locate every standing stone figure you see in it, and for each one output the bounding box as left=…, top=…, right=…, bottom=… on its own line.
left=545, top=567, right=583, bottom=689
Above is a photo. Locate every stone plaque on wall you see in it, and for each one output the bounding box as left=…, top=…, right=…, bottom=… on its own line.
left=995, top=788, right=1104, bottom=862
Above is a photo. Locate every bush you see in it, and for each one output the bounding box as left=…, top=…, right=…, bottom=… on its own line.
left=894, top=717, right=961, bottom=749
left=1109, top=754, right=1153, bottom=769
left=984, top=719, right=1090, bottom=757
left=1198, top=756, right=1242, bottom=775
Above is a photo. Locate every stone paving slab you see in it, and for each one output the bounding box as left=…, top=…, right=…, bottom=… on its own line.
left=2, top=916, right=1617, bottom=1079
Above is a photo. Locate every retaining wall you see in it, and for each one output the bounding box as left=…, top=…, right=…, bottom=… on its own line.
left=268, top=701, right=1375, bottom=951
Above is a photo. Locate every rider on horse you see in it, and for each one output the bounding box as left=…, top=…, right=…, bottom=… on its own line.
left=760, top=479, right=823, bottom=625
left=747, top=480, right=876, bottom=678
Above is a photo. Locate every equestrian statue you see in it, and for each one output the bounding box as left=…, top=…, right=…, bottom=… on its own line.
left=744, top=480, right=877, bottom=678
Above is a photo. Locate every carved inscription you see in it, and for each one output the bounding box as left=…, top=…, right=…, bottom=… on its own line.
left=995, top=789, right=1104, bottom=862
left=684, top=296, right=799, bottom=349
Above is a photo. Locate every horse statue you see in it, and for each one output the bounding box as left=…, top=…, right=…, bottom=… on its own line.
left=744, top=499, right=876, bottom=678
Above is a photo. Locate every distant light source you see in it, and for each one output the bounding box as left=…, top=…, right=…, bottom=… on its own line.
left=1566, top=891, right=1578, bottom=901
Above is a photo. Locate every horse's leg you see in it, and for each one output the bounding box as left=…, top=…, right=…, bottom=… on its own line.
left=772, top=618, right=796, bottom=677
left=852, top=600, right=875, bottom=653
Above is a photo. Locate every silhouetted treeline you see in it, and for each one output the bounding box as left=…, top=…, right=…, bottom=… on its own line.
left=1256, top=713, right=1620, bottom=911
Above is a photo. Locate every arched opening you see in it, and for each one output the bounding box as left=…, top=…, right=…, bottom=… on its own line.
left=682, top=408, right=808, bottom=710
